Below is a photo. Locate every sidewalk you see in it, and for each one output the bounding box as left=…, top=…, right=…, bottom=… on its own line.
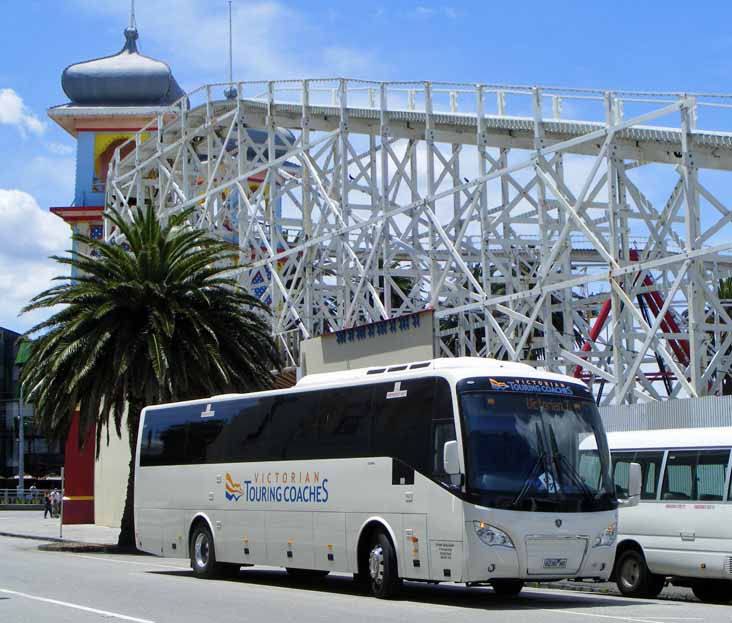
left=0, top=510, right=119, bottom=545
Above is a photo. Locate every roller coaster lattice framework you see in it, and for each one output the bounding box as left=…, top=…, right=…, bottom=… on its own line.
left=105, top=78, right=732, bottom=405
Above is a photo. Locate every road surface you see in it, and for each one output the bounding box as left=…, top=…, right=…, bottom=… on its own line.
left=1, top=536, right=729, bottom=623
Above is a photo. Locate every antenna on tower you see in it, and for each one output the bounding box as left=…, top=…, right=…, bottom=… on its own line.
left=129, top=0, right=137, bottom=30
left=224, top=0, right=237, bottom=99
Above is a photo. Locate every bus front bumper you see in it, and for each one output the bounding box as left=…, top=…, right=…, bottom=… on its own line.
left=464, top=509, right=617, bottom=583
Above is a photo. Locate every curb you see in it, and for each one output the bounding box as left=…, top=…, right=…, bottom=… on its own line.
left=0, top=531, right=65, bottom=543
left=0, top=531, right=119, bottom=552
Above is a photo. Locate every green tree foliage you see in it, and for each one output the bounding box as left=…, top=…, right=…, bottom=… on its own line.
left=20, top=206, right=278, bottom=547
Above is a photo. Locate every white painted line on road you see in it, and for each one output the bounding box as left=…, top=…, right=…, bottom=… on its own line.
left=66, top=553, right=185, bottom=569
left=546, top=609, right=670, bottom=623
left=0, top=588, right=155, bottom=623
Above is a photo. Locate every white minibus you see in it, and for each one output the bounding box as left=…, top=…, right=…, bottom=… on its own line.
left=597, top=428, right=732, bottom=603
left=134, top=357, right=632, bottom=599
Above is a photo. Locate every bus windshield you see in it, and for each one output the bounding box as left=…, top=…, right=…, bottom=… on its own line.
left=458, top=384, right=615, bottom=512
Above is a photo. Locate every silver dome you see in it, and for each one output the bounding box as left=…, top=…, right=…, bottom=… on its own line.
left=61, top=27, right=185, bottom=106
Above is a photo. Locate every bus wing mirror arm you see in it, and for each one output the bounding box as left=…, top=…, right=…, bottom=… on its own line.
left=618, top=462, right=641, bottom=508
left=443, top=440, right=461, bottom=477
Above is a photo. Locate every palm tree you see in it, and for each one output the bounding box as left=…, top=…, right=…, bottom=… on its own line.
left=20, top=206, right=278, bottom=548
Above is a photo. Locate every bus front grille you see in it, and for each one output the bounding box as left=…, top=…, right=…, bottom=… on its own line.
left=726, top=556, right=732, bottom=575
left=524, top=536, right=588, bottom=576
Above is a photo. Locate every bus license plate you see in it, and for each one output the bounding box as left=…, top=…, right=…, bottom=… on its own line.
left=543, top=558, right=568, bottom=569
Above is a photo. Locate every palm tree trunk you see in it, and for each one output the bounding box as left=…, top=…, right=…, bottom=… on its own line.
left=117, top=399, right=142, bottom=550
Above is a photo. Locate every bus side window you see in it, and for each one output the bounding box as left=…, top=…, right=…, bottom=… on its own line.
left=274, top=392, right=320, bottom=460
left=140, top=407, right=192, bottom=466
left=371, top=378, right=434, bottom=474
left=189, top=403, right=236, bottom=463
left=318, top=386, right=372, bottom=458
left=431, top=379, right=456, bottom=483
left=223, top=397, right=274, bottom=462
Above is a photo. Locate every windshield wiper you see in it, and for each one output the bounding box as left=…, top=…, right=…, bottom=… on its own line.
left=547, top=426, right=595, bottom=500
left=510, top=452, right=548, bottom=509
left=511, top=422, right=552, bottom=509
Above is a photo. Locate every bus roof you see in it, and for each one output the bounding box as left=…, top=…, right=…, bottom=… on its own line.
left=581, top=427, right=732, bottom=451
left=295, top=357, right=588, bottom=389
left=141, top=357, right=590, bottom=413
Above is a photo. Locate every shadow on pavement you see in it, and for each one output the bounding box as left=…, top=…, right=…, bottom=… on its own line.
left=146, top=567, right=661, bottom=611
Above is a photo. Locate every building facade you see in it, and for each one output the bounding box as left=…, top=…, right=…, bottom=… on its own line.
left=47, top=17, right=184, bottom=524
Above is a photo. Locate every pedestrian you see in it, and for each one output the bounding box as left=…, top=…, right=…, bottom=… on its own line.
left=43, top=493, right=52, bottom=519
left=52, top=489, right=61, bottom=517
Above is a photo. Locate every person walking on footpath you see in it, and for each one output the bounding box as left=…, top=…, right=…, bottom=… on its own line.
left=43, top=493, right=52, bottom=518
left=51, top=489, right=61, bottom=518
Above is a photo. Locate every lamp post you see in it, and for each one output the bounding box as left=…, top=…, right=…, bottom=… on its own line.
left=18, top=385, right=24, bottom=497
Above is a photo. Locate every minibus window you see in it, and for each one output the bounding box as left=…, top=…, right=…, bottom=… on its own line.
left=611, top=453, right=633, bottom=498
left=696, top=450, right=729, bottom=501
left=661, top=450, right=730, bottom=501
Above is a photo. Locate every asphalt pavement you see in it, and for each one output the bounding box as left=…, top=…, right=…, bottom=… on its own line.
left=2, top=535, right=731, bottom=623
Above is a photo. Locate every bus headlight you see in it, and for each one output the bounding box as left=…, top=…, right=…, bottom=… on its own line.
left=593, top=522, right=617, bottom=547
left=473, top=521, right=515, bottom=548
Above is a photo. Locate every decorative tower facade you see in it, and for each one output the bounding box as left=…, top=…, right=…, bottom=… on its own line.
left=46, top=16, right=184, bottom=524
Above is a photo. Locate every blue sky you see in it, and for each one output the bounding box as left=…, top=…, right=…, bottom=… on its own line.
left=1, top=0, right=732, bottom=333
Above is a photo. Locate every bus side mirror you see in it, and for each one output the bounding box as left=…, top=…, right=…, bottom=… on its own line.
left=619, top=462, right=641, bottom=508
left=443, top=440, right=460, bottom=476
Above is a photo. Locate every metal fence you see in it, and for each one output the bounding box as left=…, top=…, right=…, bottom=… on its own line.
left=600, top=395, right=732, bottom=432
left=0, top=488, right=50, bottom=505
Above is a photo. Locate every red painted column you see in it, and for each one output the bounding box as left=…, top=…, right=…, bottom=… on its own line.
left=63, top=411, right=95, bottom=524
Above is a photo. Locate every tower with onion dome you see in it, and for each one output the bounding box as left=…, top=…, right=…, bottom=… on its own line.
left=45, top=6, right=185, bottom=527
left=48, top=7, right=185, bottom=269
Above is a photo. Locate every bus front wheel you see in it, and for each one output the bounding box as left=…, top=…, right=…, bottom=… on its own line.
left=615, top=549, right=664, bottom=598
left=490, top=580, right=524, bottom=597
left=368, top=532, right=402, bottom=599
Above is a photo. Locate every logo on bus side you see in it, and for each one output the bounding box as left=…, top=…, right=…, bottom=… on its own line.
left=225, top=473, right=243, bottom=501
left=224, top=470, right=329, bottom=504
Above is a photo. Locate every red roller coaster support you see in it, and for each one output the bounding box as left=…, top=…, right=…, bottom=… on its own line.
left=573, top=250, right=690, bottom=378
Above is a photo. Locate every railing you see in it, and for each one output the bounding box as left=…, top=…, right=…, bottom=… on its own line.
left=0, top=488, right=51, bottom=505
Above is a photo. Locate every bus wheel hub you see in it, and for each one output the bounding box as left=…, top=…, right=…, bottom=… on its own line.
left=369, top=545, right=384, bottom=583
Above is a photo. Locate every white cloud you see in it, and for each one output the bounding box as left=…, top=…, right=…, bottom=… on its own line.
left=0, top=190, right=70, bottom=333
left=45, top=142, right=74, bottom=156
left=26, top=156, right=76, bottom=204
left=71, top=0, right=377, bottom=81
left=0, top=190, right=69, bottom=260
left=0, top=88, right=45, bottom=136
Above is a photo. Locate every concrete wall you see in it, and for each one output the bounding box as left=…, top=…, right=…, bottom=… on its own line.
left=94, top=410, right=131, bottom=528
left=300, top=310, right=435, bottom=375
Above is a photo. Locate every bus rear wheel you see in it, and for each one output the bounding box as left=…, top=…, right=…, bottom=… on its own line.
left=190, top=523, right=239, bottom=579
left=692, top=580, right=732, bottom=604
left=368, top=532, right=402, bottom=599
left=490, top=580, right=525, bottom=597
left=615, top=549, right=664, bottom=598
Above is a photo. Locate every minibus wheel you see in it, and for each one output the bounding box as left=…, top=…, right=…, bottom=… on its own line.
left=368, top=532, right=402, bottom=599
left=490, top=580, right=525, bottom=597
left=615, top=549, right=664, bottom=598
left=692, top=580, right=732, bottom=604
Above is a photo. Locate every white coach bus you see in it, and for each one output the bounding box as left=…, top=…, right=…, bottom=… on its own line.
left=134, top=357, right=635, bottom=599
left=602, top=428, right=732, bottom=604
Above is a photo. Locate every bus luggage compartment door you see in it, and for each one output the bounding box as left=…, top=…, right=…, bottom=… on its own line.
left=312, top=512, right=346, bottom=571
left=266, top=511, right=314, bottom=569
